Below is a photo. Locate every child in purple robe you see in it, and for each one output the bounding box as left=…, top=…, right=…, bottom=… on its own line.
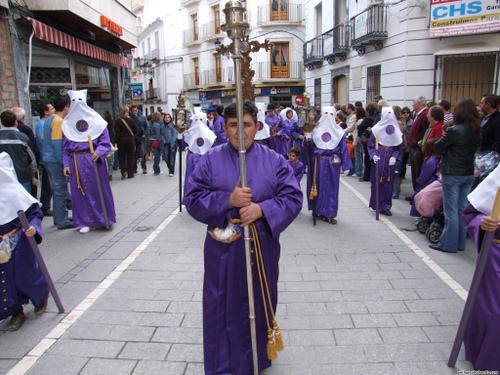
left=287, top=147, right=304, bottom=187
left=276, top=109, right=295, bottom=158
left=184, top=101, right=303, bottom=375
left=462, top=164, right=500, bottom=372
left=410, top=139, right=441, bottom=217
left=0, top=152, right=49, bottom=331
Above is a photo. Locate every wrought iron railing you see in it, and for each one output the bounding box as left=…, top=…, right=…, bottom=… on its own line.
left=146, top=87, right=159, bottom=100
left=184, top=72, right=201, bottom=88
left=303, top=35, right=324, bottom=65
left=150, top=49, right=160, bottom=61
left=323, top=24, right=351, bottom=63
left=350, top=5, right=388, bottom=47
left=201, top=67, right=234, bottom=85
left=257, top=3, right=302, bottom=25
left=183, top=27, right=200, bottom=45
left=200, top=20, right=224, bottom=41
left=255, top=61, right=303, bottom=80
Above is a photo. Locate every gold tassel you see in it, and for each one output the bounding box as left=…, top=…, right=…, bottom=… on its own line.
left=273, top=320, right=284, bottom=352
left=267, top=329, right=277, bottom=360
left=380, top=177, right=382, bottom=183
left=309, top=185, right=317, bottom=200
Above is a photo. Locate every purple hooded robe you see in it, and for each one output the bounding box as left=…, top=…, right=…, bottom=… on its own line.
left=275, top=118, right=295, bottom=158
left=307, top=137, right=352, bottom=219
left=462, top=204, right=500, bottom=372
left=367, top=134, right=403, bottom=212
left=184, top=142, right=303, bottom=375
left=62, top=129, right=116, bottom=228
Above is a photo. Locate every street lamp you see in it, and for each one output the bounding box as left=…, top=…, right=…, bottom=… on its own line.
left=216, top=1, right=273, bottom=101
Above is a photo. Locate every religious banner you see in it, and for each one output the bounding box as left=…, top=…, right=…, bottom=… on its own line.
left=430, top=0, right=500, bottom=37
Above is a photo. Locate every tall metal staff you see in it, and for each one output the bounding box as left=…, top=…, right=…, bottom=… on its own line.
left=375, top=133, right=380, bottom=221
left=221, top=2, right=258, bottom=373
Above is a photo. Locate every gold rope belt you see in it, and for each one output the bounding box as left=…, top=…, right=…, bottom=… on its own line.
left=229, top=218, right=284, bottom=360
left=309, top=155, right=318, bottom=200
left=494, top=238, right=500, bottom=244
left=73, top=152, right=88, bottom=196
left=0, top=228, right=18, bottom=239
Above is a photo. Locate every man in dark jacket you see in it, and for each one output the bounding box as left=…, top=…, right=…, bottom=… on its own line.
left=479, top=94, right=500, bottom=153
left=130, top=106, right=148, bottom=174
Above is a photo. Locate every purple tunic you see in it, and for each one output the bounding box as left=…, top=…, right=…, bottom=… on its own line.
left=463, top=204, right=500, bottom=372
left=184, top=143, right=303, bottom=375
left=289, top=160, right=304, bottom=187
left=184, top=151, right=202, bottom=199
left=307, top=137, right=353, bottom=219
left=212, top=115, right=227, bottom=146
left=410, top=156, right=440, bottom=217
left=266, top=114, right=281, bottom=154
left=62, top=129, right=116, bottom=228
left=276, top=118, right=295, bottom=158
left=0, top=204, right=49, bottom=319
left=367, top=134, right=403, bottom=212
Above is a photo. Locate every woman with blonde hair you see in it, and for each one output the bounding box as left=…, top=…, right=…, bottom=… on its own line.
left=114, top=106, right=137, bottom=179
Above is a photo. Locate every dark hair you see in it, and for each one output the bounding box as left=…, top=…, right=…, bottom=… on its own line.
left=355, top=101, right=363, bottom=108
left=373, top=95, right=383, bottom=101
left=267, top=104, right=275, bottom=111
left=37, top=102, right=51, bottom=116
left=0, top=110, right=17, bottom=127
left=424, top=138, right=438, bottom=156
left=336, top=112, right=346, bottom=123
left=286, top=109, right=293, bottom=116
left=365, top=103, right=377, bottom=115
left=355, top=106, right=366, bottom=120
left=131, top=105, right=138, bottom=110
left=216, top=105, right=224, bottom=116
left=146, top=114, right=152, bottom=121
left=482, top=94, right=498, bottom=108
left=53, top=95, right=70, bottom=112
left=429, top=106, right=444, bottom=122
left=439, top=99, right=451, bottom=111
left=347, top=104, right=355, bottom=111
left=452, top=98, right=480, bottom=133
left=224, top=101, right=258, bottom=125
left=164, top=113, right=172, bottom=122
left=402, top=106, right=411, bottom=114
left=289, top=147, right=300, bottom=156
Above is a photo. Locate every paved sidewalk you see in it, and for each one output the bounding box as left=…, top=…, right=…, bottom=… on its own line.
left=4, top=170, right=478, bottom=375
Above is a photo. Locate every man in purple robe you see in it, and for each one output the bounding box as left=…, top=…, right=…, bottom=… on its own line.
left=266, top=104, right=281, bottom=153
left=0, top=152, right=49, bottom=331
left=275, top=110, right=295, bottom=158
left=368, top=107, right=404, bottom=216
left=462, top=164, right=500, bottom=372
left=184, top=101, right=303, bottom=374
left=62, top=90, right=116, bottom=234
left=307, top=106, right=352, bottom=224
left=212, top=105, right=227, bottom=147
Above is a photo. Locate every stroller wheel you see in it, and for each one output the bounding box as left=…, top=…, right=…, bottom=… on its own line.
left=416, top=218, right=431, bottom=234
left=426, top=225, right=442, bottom=244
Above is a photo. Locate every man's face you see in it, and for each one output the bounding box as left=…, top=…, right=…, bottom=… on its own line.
left=46, top=105, right=55, bottom=117
left=223, top=113, right=259, bottom=150
left=131, top=108, right=139, bottom=116
left=426, top=111, right=434, bottom=124
left=412, top=99, right=422, bottom=112
left=346, top=107, right=353, bottom=115
left=479, top=97, right=492, bottom=114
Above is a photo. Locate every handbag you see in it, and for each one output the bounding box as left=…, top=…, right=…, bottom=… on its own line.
left=151, top=140, right=160, bottom=149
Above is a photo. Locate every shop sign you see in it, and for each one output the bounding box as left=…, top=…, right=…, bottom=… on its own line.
left=128, top=83, right=144, bottom=98
left=222, top=90, right=236, bottom=97
left=100, top=15, right=123, bottom=37
left=430, top=0, right=500, bottom=37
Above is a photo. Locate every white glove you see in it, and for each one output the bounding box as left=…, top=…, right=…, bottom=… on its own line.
left=305, top=132, right=312, bottom=140
left=373, top=155, right=380, bottom=163
left=343, top=169, right=350, bottom=177
left=389, top=157, right=396, bottom=166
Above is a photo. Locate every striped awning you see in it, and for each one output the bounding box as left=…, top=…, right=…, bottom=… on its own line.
left=28, top=17, right=129, bottom=68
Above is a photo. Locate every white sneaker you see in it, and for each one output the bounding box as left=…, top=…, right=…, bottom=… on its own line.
left=169, top=173, right=174, bottom=177
left=79, top=226, right=90, bottom=234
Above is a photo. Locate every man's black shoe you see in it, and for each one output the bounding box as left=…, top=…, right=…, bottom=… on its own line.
left=405, top=196, right=414, bottom=201
left=42, top=209, right=53, bottom=217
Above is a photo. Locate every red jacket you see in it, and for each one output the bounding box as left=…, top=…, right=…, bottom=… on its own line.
left=427, top=120, right=444, bottom=141
left=408, top=108, right=429, bottom=148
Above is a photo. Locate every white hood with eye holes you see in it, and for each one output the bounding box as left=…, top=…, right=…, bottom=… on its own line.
left=62, top=89, right=108, bottom=142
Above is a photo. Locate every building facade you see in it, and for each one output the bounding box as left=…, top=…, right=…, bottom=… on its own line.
left=304, top=0, right=500, bottom=108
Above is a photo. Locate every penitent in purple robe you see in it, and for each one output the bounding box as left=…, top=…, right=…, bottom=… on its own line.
left=275, top=118, right=294, bottom=158
left=367, top=134, right=403, bottom=212
left=306, top=137, right=352, bottom=219
left=184, top=143, right=303, bottom=375
left=62, top=129, right=116, bottom=228
left=289, top=159, right=304, bottom=187
left=212, top=115, right=227, bottom=147
left=0, top=204, right=49, bottom=319
left=463, top=204, right=500, bottom=371
left=410, top=155, right=440, bottom=217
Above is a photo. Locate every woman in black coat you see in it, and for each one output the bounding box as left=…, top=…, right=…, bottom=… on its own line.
left=115, top=106, right=137, bottom=179
left=357, top=102, right=377, bottom=181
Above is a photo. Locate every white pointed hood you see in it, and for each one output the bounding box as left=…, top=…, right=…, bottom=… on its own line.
left=0, top=152, right=39, bottom=225
left=312, top=106, right=344, bottom=150
left=371, top=107, right=403, bottom=147
left=62, top=90, right=108, bottom=142
left=255, top=102, right=270, bottom=140
left=184, top=113, right=216, bottom=154
left=468, top=163, right=500, bottom=217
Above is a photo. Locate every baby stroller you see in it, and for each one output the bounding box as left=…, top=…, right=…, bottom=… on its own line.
left=414, top=180, right=443, bottom=244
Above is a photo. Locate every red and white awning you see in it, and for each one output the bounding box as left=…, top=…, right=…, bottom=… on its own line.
left=28, top=17, right=129, bottom=68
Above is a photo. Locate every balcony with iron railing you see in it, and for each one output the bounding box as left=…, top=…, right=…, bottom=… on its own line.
left=149, top=49, right=160, bottom=62
left=183, top=27, right=201, bottom=46
left=257, top=3, right=302, bottom=26
left=255, top=61, right=303, bottom=81
left=146, top=87, right=160, bottom=101
left=350, top=4, right=388, bottom=56
left=303, top=35, right=324, bottom=70
left=201, top=67, right=235, bottom=86
left=184, top=72, right=201, bottom=90
left=181, top=0, right=200, bottom=7
left=200, top=20, right=224, bottom=42
left=323, top=24, right=351, bottom=64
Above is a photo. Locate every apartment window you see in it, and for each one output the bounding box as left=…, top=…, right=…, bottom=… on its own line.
left=271, top=43, right=289, bottom=78
left=366, top=65, right=381, bottom=104
left=192, top=13, right=199, bottom=41
left=193, top=57, right=200, bottom=85
left=213, top=5, right=221, bottom=34
left=314, top=78, right=321, bottom=107
left=315, top=3, right=322, bottom=36
left=214, top=54, right=222, bottom=83
left=271, top=0, right=289, bottom=21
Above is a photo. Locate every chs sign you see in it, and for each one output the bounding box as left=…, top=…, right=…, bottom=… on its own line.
left=430, top=0, right=500, bottom=37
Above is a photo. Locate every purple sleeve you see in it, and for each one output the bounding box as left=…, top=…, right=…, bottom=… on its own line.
left=296, top=162, right=304, bottom=184
left=367, top=133, right=376, bottom=160
left=340, top=137, right=353, bottom=170
left=62, top=136, right=71, bottom=168
left=95, top=129, right=111, bottom=162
